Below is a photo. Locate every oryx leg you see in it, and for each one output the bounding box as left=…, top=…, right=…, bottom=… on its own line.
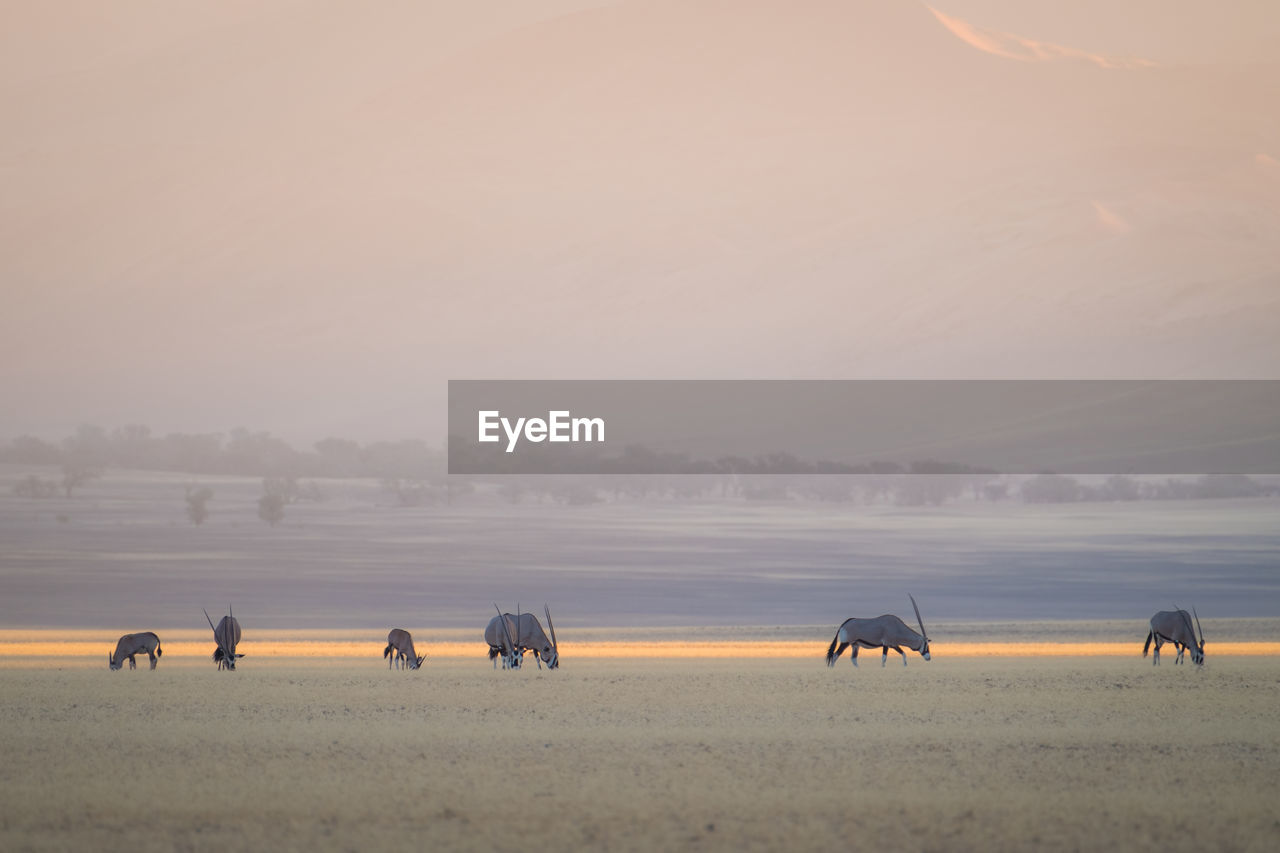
left=892, top=645, right=908, bottom=667
left=1152, top=636, right=1162, bottom=665
left=147, top=649, right=158, bottom=670
left=128, top=654, right=137, bottom=670
left=850, top=645, right=859, bottom=667
left=881, top=646, right=888, bottom=667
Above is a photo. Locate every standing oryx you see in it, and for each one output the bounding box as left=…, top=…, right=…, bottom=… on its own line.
left=108, top=632, right=163, bottom=670
left=384, top=628, right=425, bottom=670
left=203, top=606, right=243, bottom=671
left=826, top=594, right=931, bottom=668
left=1144, top=607, right=1205, bottom=666
left=486, top=604, right=560, bottom=670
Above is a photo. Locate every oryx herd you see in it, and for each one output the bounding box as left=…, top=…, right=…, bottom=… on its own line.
left=485, top=604, right=560, bottom=670
left=105, top=597, right=1208, bottom=672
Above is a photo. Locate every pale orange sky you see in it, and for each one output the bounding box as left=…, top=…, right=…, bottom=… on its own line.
left=3, top=1, right=1278, bottom=443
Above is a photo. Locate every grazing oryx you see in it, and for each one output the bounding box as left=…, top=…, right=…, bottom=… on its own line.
left=384, top=628, right=425, bottom=670
left=486, top=605, right=560, bottom=670
left=1144, top=607, right=1205, bottom=666
left=486, top=605, right=525, bottom=669
left=203, top=606, right=243, bottom=671
left=108, top=632, right=163, bottom=670
left=826, top=594, right=931, bottom=668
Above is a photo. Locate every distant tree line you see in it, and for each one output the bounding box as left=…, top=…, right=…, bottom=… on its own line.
left=449, top=436, right=998, bottom=478
left=1019, top=472, right=1271, bottom=504
left=0, top=424, right=445, bottom=480
left=3, top=425, right=1273, bottom=510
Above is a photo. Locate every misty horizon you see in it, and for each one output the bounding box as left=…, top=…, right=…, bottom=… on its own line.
left=5, top=1, right=1279, bottom=443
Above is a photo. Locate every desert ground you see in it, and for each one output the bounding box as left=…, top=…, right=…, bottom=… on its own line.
left=2, top=650, right=1278, bottom=852
left=3, top=468, right=1278, bottom=849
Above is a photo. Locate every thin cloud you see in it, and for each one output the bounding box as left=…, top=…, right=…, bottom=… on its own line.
left=1092, top=201, right=1132, bottom=234
left=928, top=6, right=1157, bottom=70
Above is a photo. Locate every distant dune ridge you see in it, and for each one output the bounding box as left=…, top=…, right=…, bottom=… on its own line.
left=2, top=1, right=1278, bottom=439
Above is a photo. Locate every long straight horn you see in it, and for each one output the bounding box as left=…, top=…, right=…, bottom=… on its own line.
left=494, top=603, right=516, bottom=659
left=204, top=606, right=227, bottom=659
left=1174, top=603, right=1195, bottom=642
left=1193, top=606, right=1204, bottom=646
left=909, top=594, right=927, bottom=641
left=544, top=604, right=558, bottom=654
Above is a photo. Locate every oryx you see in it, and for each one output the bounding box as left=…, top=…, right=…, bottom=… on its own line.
left=826, top=594, right=931, bottom=668
left=384, top=628, right=425, bottom=670
left=203, top=606, right=243, bottom=671
left=108, top=632, right=163, bottom=670
left=486, top=604, right=560, bottom=670
left=1143, top=607, right=1205, bottom=666
left=486, top=605, right=525, bottom=669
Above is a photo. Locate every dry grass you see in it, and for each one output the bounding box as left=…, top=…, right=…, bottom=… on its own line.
left=2, top=655, right=1278, bottom=852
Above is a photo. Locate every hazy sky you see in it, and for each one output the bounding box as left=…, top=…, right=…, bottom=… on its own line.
left=3, top=1, right=1278, bottom=445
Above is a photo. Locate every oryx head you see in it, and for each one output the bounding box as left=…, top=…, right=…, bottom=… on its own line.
left=541, top=604, right=560, bottom=669
left=212, top=647, right=245, bottom=669
left=108, top=651, right=122, bottom=671
left=1186, top=607, right=1206, bottom=666
left=910, top=594, right=931, bottom=661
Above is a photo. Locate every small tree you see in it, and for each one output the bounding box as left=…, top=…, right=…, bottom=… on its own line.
left=14, top=475, right=60, bottom=499
left=262, top=475, right=300, bottom=505
left=258, top=479, right=287, bottom=527
left=1021, top=473, right=1080, bottom=503
left=60, top=460, right=101, bottom=498
left=60, top=425, right=106, bottom=497
left=1100, top=474, right=1141, bottom=501
left=185, top=486, right=214, bottom=525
